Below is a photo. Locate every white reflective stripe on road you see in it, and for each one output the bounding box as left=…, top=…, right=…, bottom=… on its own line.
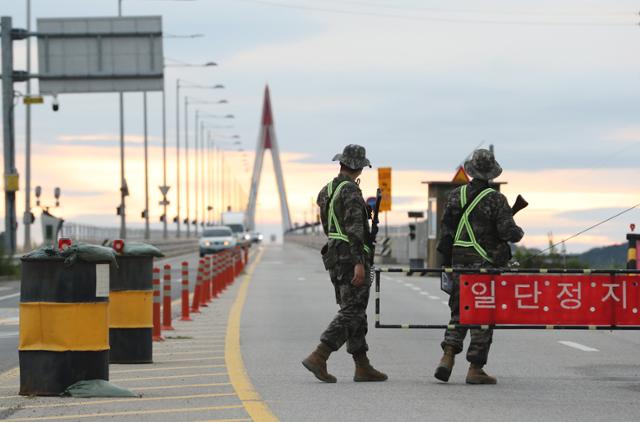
left=558, top=341, right=599, bottom=352
left=0, top=332, right=18, bottom=339
left=0, top=293, right=19, bottom=302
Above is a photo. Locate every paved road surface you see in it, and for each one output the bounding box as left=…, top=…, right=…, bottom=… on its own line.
left=242, top=243, right=640, bottom=421
left=0, top=252, right=206, bottom=377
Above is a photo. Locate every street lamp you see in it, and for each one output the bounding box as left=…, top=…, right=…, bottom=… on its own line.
left=175, top=81, right=224, bottom=238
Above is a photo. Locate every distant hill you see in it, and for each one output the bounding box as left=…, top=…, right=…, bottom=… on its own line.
left=577, top=243, right=627, bottom=269
left=513, top=243, right=628, bottom=269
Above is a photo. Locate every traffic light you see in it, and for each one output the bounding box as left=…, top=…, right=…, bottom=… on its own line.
left=116, top=205, right=123, bottom=216
left=160, top=214, right=165, bottom=222
left=141, top=210, right=148, bottom=219
left=409, top=223, right=416, bottom=240
left=173, top=216, right=178, bottom=223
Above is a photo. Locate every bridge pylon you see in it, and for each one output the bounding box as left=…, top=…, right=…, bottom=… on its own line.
left=245, top=85, right=292, bottom=232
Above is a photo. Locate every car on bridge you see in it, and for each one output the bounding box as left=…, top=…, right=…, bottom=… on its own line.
left=199, top=226, right=237, bottom=257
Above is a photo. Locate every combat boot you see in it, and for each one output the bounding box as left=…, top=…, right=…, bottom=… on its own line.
left=302, top=343, right=337, bottom=383
left=353, top=352, right=388, bottom=382
left=434, top=345, right=456, bottom=382
left=465, top=364, right=497, bottom=385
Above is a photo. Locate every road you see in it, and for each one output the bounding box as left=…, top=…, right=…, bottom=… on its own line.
left=242, top=243, right=640, bottom=421
left=2, top=243, right=640, bottom=421
left=0, top=251, right=206, bottom=377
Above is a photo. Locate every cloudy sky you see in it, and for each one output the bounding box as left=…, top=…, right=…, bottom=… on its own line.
left=2, top=0, right=640, bottom=251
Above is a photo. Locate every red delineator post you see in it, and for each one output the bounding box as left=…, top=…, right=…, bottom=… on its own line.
left=191, top=260, right=202, bottom=313
left=162, top=264, right=174, bottom=330
left=180, top=261, right=192, bottom=321
left=203, top=256, right=211, bottom=303
left=152, top=268, right=164, bottom=341
left=198, top=259, right=208, bottom=307
left=244, top=246, right=249, bottom=266
left=212, top=253, right=220, bottom=298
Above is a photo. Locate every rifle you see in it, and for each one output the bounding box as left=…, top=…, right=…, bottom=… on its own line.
left=368, top=188, right=383, bottom=265
left=512, top=194, right=528, bottom=215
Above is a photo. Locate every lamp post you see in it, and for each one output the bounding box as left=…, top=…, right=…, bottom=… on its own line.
left=175, top=80, right=222, bottom=237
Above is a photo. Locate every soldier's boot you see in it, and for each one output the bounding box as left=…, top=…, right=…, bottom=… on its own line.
left=301, top=343, right=337, bottom=383
left=465, top=364, right=497, bottom=385
left=434, top=345, right=456, bottom=382
left=353, top=352, right=388, bottom=382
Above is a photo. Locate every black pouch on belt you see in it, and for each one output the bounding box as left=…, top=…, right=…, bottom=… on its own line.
left=321, top=243, right=337, bottom=270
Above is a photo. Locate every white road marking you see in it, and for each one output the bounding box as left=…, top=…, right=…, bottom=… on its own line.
left=0, top=287, right=11, bottom=292
left=419, top=292, right=429, bottom=296
left=0, top=332, right=18, bottom=339
left=404, top=283, right=415, bottom=288
left=558, top=341, right=599, bottom=352
left=441, top=301, right=449, bottom=306
left=0, top=317, right=18, bottom=326
left=428, top=296, right=440, bottom=300
left=411, top=286, right=421, bottom=291
left=297, top=277, right=306, bottom=281
left=0, top=293, right=19, bottom=302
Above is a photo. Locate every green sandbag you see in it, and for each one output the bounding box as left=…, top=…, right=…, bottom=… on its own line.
left=121, top=242, right=164, bottom=258
left=62, top=379, right=138, bottom=398
left=22, top=243, right=117, bottom=268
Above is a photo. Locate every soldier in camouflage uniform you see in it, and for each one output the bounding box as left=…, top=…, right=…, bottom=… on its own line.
left=434, top=149, right=524, bottom=385
left=302, top=144, right=388, bottom=383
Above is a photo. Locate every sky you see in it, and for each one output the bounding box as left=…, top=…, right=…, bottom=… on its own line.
left=1, top=0, right=640, bottom=252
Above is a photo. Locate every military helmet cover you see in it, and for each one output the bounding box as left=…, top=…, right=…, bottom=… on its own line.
left=332, top=144, right=372, bottom=170
left=464, top=149, right=502, bottom=180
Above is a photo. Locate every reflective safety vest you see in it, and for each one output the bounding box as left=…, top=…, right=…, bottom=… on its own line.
left=453, top=185, right=495, bottom=263
left=326, top=180, right=372, bottom=255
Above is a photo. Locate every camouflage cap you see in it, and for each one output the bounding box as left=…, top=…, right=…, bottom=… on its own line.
left=464, top=149, right=502, bottom=180
left=332, top=144, right=371, bottom=170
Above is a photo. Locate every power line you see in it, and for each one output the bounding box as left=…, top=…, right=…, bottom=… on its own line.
left=233, top=0, right=636, bottom=27
left=522, top=201, right=640, bottom=263
left=326, top=0, right=633, bottom=18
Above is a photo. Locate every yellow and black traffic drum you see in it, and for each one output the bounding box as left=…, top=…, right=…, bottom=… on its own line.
left=109, top=255, right=153, bottom=364
left=19, top=257, right=110, bottom=396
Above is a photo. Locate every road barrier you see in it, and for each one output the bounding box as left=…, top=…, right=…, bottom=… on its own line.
left=374, top=267, right=640, bottom=330
left=203, top=256, right=212, bottom=304
left=181, top=261, right=192, bottom=321
left=191, top=260, right=203, bottom=313
left=109, top=254, right=154, bottom=364
left=152, top=268, right=164, bottom=342
left=162, top=264, right=174, bottom=330
left=19, top=256, right=110, bottom=395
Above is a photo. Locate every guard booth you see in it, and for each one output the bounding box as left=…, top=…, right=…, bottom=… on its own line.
left=422, top=167, right=504, bottom=268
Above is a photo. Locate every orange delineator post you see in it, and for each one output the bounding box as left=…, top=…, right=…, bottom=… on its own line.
left=180, top=261, right=192, bottom=321
left=191, top=260, right=202, bottom=314
left=198, top=258, right=208, bottom=307
left=203, top=256, right=212, bottom=304
left=212, top=253, right=220, bottom=298
left=162, top=264, right=175, bottom=330
left=244, top=246, right=249, bottom=266
left=152, top=267, right=164, bottom=342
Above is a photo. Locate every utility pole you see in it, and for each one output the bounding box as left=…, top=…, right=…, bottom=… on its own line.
left=184, top=96, right=190, bottom=237
left=160, top=88, right=168, bottom=239
left=1, top=16, right=25, bottom=254
left=118, top=0, right=127, bottom=240
left=23, top=0, right=32, bottom=250
left=175, top=79, right=181, bottom=237
left=143, top=92, right=150, bottom=239
left=194, top=110, right=200, bottom=236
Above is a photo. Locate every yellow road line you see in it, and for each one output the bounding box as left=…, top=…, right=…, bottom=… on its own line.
left=0, top=394, right=19, bottom=399
left=225, top=248, right=278, bottom=422
left=3, top=404, right=245, bottom=421
left=156, top=356, right=225, bottom=363
left=1, top=392, right=237, bottom=410
left=110, top=364, right=225, bottom=374
left=132, top=382, right=231, bottom=391
left=112, top=371, right=227, bottom=382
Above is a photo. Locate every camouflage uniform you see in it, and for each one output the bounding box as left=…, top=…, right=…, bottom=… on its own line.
left=438, top=152, right=524, bottom=367
left=317, top=174, right=372, bottom=355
